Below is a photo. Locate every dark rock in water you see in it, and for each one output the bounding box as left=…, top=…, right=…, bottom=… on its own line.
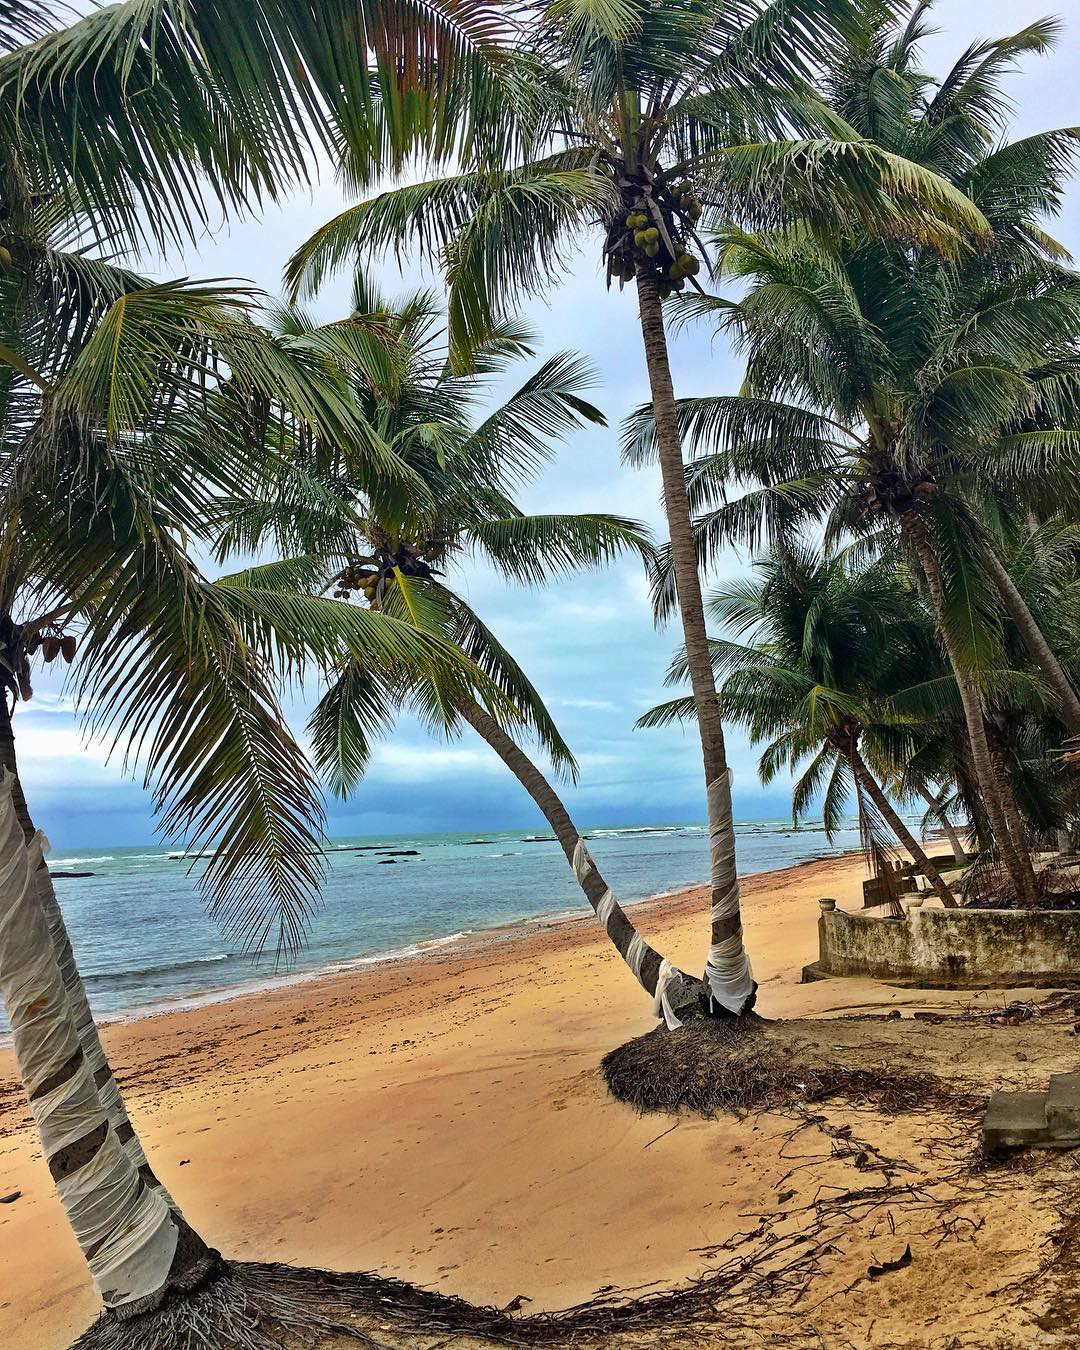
left=378, top=859, right=399, bottom=865
left=522, top=836, right=556, bottom=843
left=375, top=849, right=419, bottom=857
left=465, top=840, right=493, bottom=845
left=52, top=870, right=95, bottom=878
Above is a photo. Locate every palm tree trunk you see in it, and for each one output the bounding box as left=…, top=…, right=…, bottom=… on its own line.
left=979, top=542, right=1080, bottom=734
left=634, top=272, right=754, bottom=1015
left=0, top=693, right=178, bottom=1209
left=847, top=748, right=958, bottom=907
left=901, top=512, right=1039, bottom=905
left=455, top=697, right=700, bottom=1025
left=0, top=771, right=217, bottom=1316
left=984, top=719, right=1040, bottom=905
left=914, top=783, right=968, bottom=864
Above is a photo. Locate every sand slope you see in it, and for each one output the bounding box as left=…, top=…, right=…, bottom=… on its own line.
left=1, top=854, right=1076, bottom=1349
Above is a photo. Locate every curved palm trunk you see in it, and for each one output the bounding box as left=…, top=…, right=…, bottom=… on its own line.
left=979, top=543, right=1080, bottom=735
left=847, top=748, right=958, bottom=907
left=634, top=272, right=755, bottom=1015
left=915, top=784, right=968, bottom=865
left=0, top=772, right=217, bottom=1316
left=984, top=720, right=1041, bottom=906
left=455, top=698, right=700, bottom=1025
left=0, top=695, right=177, bottom=1209
left=901, top=513, right=1039, bottom=905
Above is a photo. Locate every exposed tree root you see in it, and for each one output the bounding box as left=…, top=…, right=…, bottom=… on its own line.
left=601, top=1015, right=978, bottom=1118
left=71, top=1261, right=525, bottom=1350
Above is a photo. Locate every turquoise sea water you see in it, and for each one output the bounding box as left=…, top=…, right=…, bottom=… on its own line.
left=11, top=818, right=874, bottom=1026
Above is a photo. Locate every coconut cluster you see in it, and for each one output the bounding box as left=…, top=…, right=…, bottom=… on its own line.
left=606, top=177, right=705, bottom=297
left=26, top=631, right=77, bottom=663
left=331, top=543, right=439, bottom=610
left=332, top=564, right=389, bottom=607
left=853, top=471, right=938, bottom=518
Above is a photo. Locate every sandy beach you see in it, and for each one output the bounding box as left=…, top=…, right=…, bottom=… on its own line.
left=2, top=853, right=1077, bottom=1350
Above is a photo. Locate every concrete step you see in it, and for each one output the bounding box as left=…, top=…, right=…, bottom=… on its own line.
left=983, top=1078, right=1080, bottom=1153
left=1046, top=1074, right=1080, bottom=1135
left=983, top=1091, right=1052, bottom=1151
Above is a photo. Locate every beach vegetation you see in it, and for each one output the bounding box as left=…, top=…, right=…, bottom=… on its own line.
left=627, top=1, right=1080, bottom=906
left=209, top=277, right=704, bottom=1022
left=0, top=0, right=539, bottom=1340
left=287, top=0, right=992, bottom=1020
left=639, top=542, right=964, bottom=906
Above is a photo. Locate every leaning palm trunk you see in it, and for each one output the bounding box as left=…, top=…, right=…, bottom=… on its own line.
left=979, top=543, right=1080, bottom=735
left=634, top=273, right=755, bottom=1015
left=915, top=784, right=969, bottom=865
left=0, top=698, right=177, bottom=1209
left=455, top=698, right=701, bottom=1025
left=0, top=772, right=217, bottom=1316
left=901, top=513, right=1039, bottom=905
left=847, top=747, right=958, bottom=907
left=985, top=720, right=1041, bottom=904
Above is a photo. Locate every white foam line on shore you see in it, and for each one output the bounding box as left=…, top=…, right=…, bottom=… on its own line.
left=0, top=848, right=868, bottom=1044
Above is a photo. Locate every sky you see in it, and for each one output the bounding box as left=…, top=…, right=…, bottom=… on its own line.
left=15, top=0, right=1080, bottom=848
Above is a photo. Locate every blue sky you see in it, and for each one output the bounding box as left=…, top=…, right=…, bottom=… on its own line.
left=17, top=0, right=1080, bottom=847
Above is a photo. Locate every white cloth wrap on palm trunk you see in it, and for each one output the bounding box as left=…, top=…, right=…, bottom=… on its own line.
left=651, top=958, right=685, bottom=1030
left=30, top=861, right=176, bottom=1205
left=705, top=771, right=754, bottom=1013
left=571, top=838, right=684, bottom=1028
left=573, top=839, right=651, bottom=979
left=0, top=776, right=177, bottom=1306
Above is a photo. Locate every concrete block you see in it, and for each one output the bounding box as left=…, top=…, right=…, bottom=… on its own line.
left=982, top=1091, right=1051, bottom=1151
left=1046, top=1074, right=1080, bottom=1137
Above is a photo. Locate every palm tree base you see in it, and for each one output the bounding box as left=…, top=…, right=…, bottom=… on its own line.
left=70, top=1260, right=527, bottom=1350
left=601, top=1012, right=950, bottom=1118
left=700, top=980, right=759, bottom=1020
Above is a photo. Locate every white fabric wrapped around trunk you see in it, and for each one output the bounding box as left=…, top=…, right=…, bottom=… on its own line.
left=571, top=838, right=685, bottom=1028
left=0, top=774, right=178, bottom=1306
left=652, top=958, right=686, bottom=1030
left=704, top=771, right=754, bottom=1013
left=33, top=841, right=178, bottom=1209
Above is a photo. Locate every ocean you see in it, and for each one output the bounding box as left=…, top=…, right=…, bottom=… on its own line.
left=10, top=818, right=873, bottom=1027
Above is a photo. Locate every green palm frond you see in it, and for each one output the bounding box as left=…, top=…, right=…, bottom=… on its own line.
left=466, top=350, right=606, bottom=482
left=307, top=661, right=396, bottom=800
left=469, top=512, right=655, bottom=583
left=697, top=138, right=990, bottom=250
left=1, top=0, right=517, bottom=249
left=634, top=694, right=697, bottom=729
left=437, top=586, right=578, bottom=778
left=621, top=394, right=853, bottom=471
left=19, top=446, right=329, bottom=960
left=285, top=153, right=605, bottom=296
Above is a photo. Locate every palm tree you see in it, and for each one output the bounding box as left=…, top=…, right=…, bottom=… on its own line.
left=0, top=264, right=510, bottom=1331
left=908, top=782, right=970, bottom=866
left=286, top=0, right=988, bottom=1016
left=212, top=279, right=702, bottom=1023
left=0, top=6, right=527, bottom=1334
left=639, top=543, right=961, bottom=906
left=629, top=6, right=1080, bottom=905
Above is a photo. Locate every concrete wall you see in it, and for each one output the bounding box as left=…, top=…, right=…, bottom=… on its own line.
left=805, top=904, right=1080, bottom=988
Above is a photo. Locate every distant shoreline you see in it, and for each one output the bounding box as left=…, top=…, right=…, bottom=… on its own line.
left=6, top=848, right=864, bottom=1043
